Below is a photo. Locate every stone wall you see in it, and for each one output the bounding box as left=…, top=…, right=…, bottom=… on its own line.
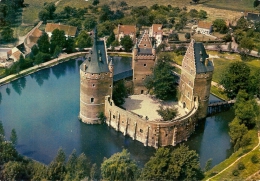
left=79, top=71, right=113, bottom=124
left=104, top=96, right=199, bottom=148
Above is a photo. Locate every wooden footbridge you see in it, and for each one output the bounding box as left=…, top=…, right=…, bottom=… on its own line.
left=207, top=100, right=235, bottom=116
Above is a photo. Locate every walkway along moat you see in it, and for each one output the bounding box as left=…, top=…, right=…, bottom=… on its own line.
left=0, top=57, right=233, bottom=168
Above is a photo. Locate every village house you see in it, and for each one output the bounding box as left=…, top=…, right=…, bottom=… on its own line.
left=7, top=47, right=24, bottom=63
left=45, top=23, right=77, bottom=38
left=117, top=25, right=136, bottom=43
left=25, top=28, right=43, bottom=48
left=196, top=21, right=213, bottom=34
left=149, top=24, right=163, bottom=45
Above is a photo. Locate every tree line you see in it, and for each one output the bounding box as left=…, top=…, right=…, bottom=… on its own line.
left=0, top=0, right=24, bottom=43
left=0, top=120, right=207, bottom=180
left=220, top=62, right=260, bottom=152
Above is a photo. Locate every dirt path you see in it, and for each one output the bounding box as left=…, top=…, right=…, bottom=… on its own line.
left=55, top=0, right=62, bottom=6
left=207, top=132, right=260, bottom=181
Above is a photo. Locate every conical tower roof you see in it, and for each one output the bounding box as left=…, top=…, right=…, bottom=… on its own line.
left=81, top=29, right=109, bottom=73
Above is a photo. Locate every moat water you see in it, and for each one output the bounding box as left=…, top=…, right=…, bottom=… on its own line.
left=0, top=57, right=233, bottom=168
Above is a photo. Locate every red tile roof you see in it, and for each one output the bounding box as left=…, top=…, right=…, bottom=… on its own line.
left=152, top=24, right=163, bottom=34
left=197, top=21, right=212, bottom=29
left=118, top=25, right=136, bottom=35
left=45, top=23, right=77, bottom=36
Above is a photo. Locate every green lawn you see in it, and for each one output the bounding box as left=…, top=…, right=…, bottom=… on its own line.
left=23, top=0, right=56, bottom=24
left=204, top=129, right=260, bottom=180
left=0, top=68, right=5, bottom=78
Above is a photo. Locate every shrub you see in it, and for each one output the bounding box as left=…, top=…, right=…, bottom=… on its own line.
left=251, top=154, right=259, bottom=163
left=237, top=162, right=245, bottom=170
left=232, top=169, right=239, bottom=176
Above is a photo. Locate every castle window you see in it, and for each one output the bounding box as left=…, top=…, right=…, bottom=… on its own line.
left=144, top=63, right=147, bottom=67
left=144, top=44, right=147, bottom=47
left=105, top=73, right=108, bottom=75
left=92, top=74, right=94, bottom=76
left=165, top=134, right=168, bottom=137
left=140, top=129, right=143, bottom=133
left=109, top=85, right=112, bottom=88
left=188, top=92, right=190, bottom=97
left=113, top=115, right=115, bottom=119
left=142, top=78, right=144, bottom=80
left=134, top=78, right=137, bottom=80
left=92, top=84, right=95, bottom=87
left=90, top=98, right=94, bottom=103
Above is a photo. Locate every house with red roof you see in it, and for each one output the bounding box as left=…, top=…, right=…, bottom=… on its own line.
left=117, top=25, right=136, bottom=43
left=196, top=21, right=212, bottom=34
left=45, top=23, right=77, bottom=38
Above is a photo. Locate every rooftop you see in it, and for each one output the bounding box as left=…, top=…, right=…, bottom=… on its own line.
left=118, top=25, right=136, bottom=35
left=122, top=94, right=188, bottom=121
left=45, top=23, right=77, bottom=36
left=197, top=21, right=212, bottom=29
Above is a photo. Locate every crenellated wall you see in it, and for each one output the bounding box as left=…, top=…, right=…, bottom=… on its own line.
left=104, top=96, right=199, bottom=148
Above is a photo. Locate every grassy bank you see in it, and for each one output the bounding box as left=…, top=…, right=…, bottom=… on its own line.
left=204, top=129, right=259, bottom=180
left=210, top=85, right=228, bottom=101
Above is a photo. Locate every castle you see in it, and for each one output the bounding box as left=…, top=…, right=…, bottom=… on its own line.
left=79, top=30, right=214, bottom=148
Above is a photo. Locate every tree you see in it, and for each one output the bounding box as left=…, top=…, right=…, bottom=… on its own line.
left=141, top=145, right=203, bottom=180
left=83, top=16, right=97, bottom=31
left=144, top=54, right=177, bottom=100
left=34, top=52, right=51, bottom=65
left=157, top=105, right=178, bottom=121
left=37, top=33, right=50, bottom=54
left=220, top=61, right=250, bottom=99
left=239, top=37, right=254, bottom=54
left=92, top=0, right=99, bottom=6
left=48, top=148, right=66, bottom=180
left=189, top=9, right=198, bottom=18
left=204, top=158, right=212, bottom=172
left=236, top=17, right=248, bottom=30
left=10, top=129, right=17, bottom=145
left=38, top=10, right=49, bottom=23
left=229, top=117, right=250, bottom=151
left=119, top=1, right=128, bottom=9
left=1, top=26, right=14, bottom=42
left=213, top=19, right=228, bottom=34
left=64, top=37, right=75, bottom=53
left=50, top=29, right=66, bottom=53
left=185, top=32, right=191, bottom=40
left=120, top=35, right=133, bottom=52
left=234, top=90, right=259, bottom=128
left=44, top=2, right=56, bottom=20
left=101, top=149, right=139, bottom=181
left=2, top=161, right=26, bottom=180
left=106, top=31, right=116, bottom=47
left=53, top=46, right=62, bottom=58
left=169, top=33, right=179, bottom=41
left=75, top=31, right=92, bottom=50
left=66, top=149, right=77, bottom=180
left=0, top=121, right=5, bottom=136
left=75, top=153, right=91, bottom=180
left=112, top=80, right=127, bottom=106
left=198, top=10, right=207, bottom=19
left=254, top=0, right=260, bottom=8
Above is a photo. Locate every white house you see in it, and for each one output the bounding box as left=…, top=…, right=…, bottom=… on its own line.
left=149, top=24, right=163, bottom=45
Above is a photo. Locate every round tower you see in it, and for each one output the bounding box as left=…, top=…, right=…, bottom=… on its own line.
left=79, top=30, right=113, bottom=124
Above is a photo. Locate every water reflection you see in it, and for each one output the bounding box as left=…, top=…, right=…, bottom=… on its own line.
left=31, top=68, right=51, bottom=86
left=52, top=62, right=67, bottom=79
left=0, top=57, right=233, bottom=169
left=6, top=87, right=11, bottom=95
left=11, top=77, right=26, bottom=95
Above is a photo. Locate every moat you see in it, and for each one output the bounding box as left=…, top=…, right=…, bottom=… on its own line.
left=0, top=57, right=233, bottom=168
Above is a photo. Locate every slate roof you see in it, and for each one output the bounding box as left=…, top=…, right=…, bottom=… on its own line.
left=45, top=23, right=77, bottom=36
left=247, top=12, right=260, bottom=22
left=81, top=30, right=109, bottom=74
left=193, top=42, right=214, bottom=73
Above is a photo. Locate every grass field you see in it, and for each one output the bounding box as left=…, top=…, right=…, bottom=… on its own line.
left=23, top=0, right=56, bottom=24
left=204, top=129, right=260, bottom=180
left=21, top=0, right=253, bottom=25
